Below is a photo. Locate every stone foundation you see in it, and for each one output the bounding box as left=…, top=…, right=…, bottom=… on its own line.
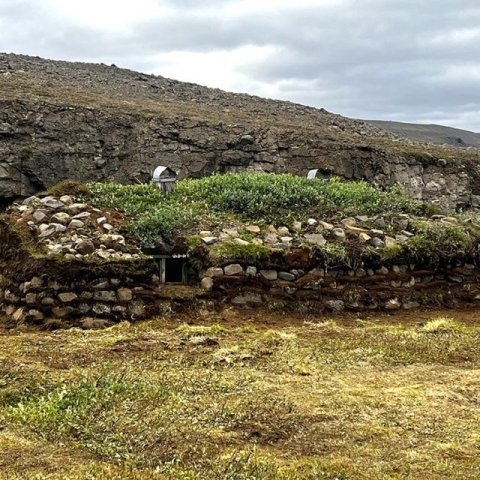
left=203, top=263, right=480, bottom=311
left=2, top=261, right=479, bottom=327
left=0, top=269, right=161, bottom=327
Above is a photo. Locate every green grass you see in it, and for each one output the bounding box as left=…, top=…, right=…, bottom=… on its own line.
left=86, top=173, right=422, bottom=245
left=82, top=173, right=480, bottom=267
left=209, top=239, right=270, bottom=265
left=406, top=221, right=474, bottom=264
left=2, top=309, right=480, bottom=479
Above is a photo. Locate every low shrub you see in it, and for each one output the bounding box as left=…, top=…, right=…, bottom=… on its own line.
left=133, top=203, right=202, bottom=245
left=44, top=180, right=91, bottom=198
left=209, top=240, right=270, bottom=265
left=87, top=173, right=423, bottom=245
left=406, top=221, right=473, bottom=264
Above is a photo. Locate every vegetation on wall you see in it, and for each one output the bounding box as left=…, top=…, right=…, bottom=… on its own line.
left=83, top=172, right=480, bottom=267
left=406, top=221, right=474, bottom=264
left=87, top=172, right=422, bottom=244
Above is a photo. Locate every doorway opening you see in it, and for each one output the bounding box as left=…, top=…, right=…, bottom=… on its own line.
left=165, top=257, right=186, bottom=283
left=151, top=255, right=188, bottom=284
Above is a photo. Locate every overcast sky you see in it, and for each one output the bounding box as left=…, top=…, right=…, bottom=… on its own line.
left=1, top=0, right=479, bottom=131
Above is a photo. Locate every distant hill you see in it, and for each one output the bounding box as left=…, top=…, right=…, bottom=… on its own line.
left=0, top=52, right=479, bottom=211
left=366, top=120, right=480, bottom=148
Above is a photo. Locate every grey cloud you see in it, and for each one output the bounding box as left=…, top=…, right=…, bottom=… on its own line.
left=0, top=0, right=479, bottom=130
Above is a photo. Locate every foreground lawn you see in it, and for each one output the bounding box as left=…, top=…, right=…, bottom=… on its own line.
left=1, top=309, right=480, bottom=479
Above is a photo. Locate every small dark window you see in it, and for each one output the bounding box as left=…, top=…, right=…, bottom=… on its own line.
left=165, top=258, right=186, bottom=283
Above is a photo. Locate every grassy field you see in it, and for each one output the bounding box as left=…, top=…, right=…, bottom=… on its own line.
left=1, top=308, right=480, bottom=479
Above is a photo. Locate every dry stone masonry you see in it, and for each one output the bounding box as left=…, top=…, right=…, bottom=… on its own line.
left=2, top=194, right=480, bottom=327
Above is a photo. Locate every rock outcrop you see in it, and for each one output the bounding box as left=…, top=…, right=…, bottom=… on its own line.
left=1, top=53, right=480, bottom=210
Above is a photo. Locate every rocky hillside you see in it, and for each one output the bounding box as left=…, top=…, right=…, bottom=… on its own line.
left=366, top=120, right=480, bottom=148
left=1, top=53, right=480, bottom=210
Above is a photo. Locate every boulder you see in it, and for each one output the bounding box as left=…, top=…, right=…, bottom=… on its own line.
left=325, top=300, right=345, bottom=312
left=318, top=221, right=334, bottom=230
left=201, top=236, right=218, bottom=245
left=279, top=272, right=295, bottom=281
left=93, top=303, right=112, bottom=315
left=117, top=288, right=133, bottom=302
left=304, top=233, right=327, bottom=247
left=75, top=239, right=96, bottom=255
left=384, top=236, right=397, bottom=248
left=206, top=267, right=224, bottom=278
left=260, top=270, right=278, bottom=281
left=27, top=309, right=45, bottom=322
left=264, top=233, right=278, bottom=244
left=234, top=238, right=250, bottom=246
left=224, top=264, right=243, bottom=276
left=58, top=292, right=78, bottom=303
left=40, top=197, right=64, bottom=209
left=32, top=210, right=47, bottom=223
left=246, top=266, right=257, bottom=276
left=358, top=232, right=371, bottom=242
left=51, top=212, right=71, bottom=224
left=93, top=291, right=117, bottom=302
left=68, top=219, right=85, bottom=229
left=385, top=298, right=401, bottom=310
left=246, top=225, right=261, bottom=233
left=201, top=277, right=214, bottom=291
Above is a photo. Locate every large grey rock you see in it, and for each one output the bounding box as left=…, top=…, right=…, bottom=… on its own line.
left=304, top=233, right=327, bottom=247
left=224, top=264, right=243, bottom=276
left=68, top=219, right=85, bottom=229
left=40, top=197, right=64, bottom=209
left=75, top=239, right=95, bottom=255
left=201, top=277, right=214, bottom=291
left=205, top=267, right=224, bottom=278
left=385, top=298, right=401, bottom=310
left=246, top=266, right=257, bottom=276
left=58, top=292, right=78, bottom=303
left=93, top=303, right=112, bottom=315
left=51, top=212, right=71, bottom=224
left=260, top=270, right=278, bottom=281
left=201, top=236, right=218, bottom=245
left=93, top=291, right=117, bottom=302
left=117, top=288, right=133, bottom=302
left=278, top=272, right=295, bottom=281
left=325, top=300, right=345, bottom=312
left=32, top=210, right=47, bottom=223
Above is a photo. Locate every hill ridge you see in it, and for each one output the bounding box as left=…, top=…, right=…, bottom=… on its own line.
left=0, top=52, right=479, bottom=212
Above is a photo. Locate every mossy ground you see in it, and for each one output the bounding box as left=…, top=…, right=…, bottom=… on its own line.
left=2, top=308, right=480, bottom=479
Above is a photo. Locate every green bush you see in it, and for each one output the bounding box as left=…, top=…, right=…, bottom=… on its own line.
left=87, top=182, right=166, bottom=216
left=134, top=203, right=202, bottom=245
left=177, top=173, right=421, bottom=222
left=87, top=173, right=423, bottom=245
left=209, top=240, right=270, bottom=265
left=407, top=221, right=473, bottom=264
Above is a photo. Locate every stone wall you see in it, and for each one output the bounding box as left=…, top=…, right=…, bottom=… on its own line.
left=0, top=272, right=158, bottom=328
left=200, top=263, right=480, bottom=311
left=2, top=260, right=480, bottom=327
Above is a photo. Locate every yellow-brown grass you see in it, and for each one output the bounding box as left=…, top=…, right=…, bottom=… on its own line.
left=1, top=309, right=480, bottom=479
